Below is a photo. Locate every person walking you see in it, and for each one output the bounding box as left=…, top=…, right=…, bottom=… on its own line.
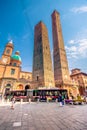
left=58, top=94, right=63, bottom=106
left=11, top=96, right=15, bottom=109
left=62, top=94, right=65, bottom=106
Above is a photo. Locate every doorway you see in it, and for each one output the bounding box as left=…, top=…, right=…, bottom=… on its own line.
left=25, top=85, right=30, bottom=96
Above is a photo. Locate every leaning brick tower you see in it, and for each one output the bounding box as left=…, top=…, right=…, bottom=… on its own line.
left=51, top=10, right=71, bottom=88
left=32, top=21, right=54, bottom=88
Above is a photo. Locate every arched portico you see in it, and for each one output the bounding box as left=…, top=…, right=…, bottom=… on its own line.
left=4, top=83, right=11, bottom=96
left=25, top=85, right=31, bottom=96
left=25, top=85, right=31, bottom=90
left=16, top=84, right=23, bottom=90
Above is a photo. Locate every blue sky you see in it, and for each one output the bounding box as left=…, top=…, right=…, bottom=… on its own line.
left=0, top=0, right=87, bottom=73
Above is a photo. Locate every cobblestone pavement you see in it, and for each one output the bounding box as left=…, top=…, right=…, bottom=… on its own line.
left=0, top=102, right=87, bottom=130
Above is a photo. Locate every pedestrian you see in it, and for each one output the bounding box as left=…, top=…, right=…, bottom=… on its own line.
left=11, top=96, right=15, bottom=109
left=62, top=94, right=65, bottom=106
left=58, top=94, right=63, bottom=106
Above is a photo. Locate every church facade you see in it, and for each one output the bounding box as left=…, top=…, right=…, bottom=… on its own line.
left=0, top=41, right=32, bottom=96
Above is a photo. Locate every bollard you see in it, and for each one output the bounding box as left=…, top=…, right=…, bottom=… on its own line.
left=29, top=98, right=31, bottom=104
left=7, top=99, right=9, bottom=102
left=37, top=98, right=39, bottom=103
left=47, top=97, right=49, bottom=103
left=55, top=98, right=58, bottom=103
left=21, top=98, right=23, bottom=104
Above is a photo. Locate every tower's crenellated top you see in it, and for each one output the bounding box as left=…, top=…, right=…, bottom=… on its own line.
left=35, top=21, right=48, bottom=33
left=35, top=21, right=46, bottom=28
left=51, top=10, right=60, bottom=17
left=38, top=21, right=43, bottom=25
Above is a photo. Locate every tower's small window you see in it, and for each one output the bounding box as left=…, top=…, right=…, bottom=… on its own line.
left=37, top=76, right=39, bottom=81
left=11, top=69, right=15, bottom=75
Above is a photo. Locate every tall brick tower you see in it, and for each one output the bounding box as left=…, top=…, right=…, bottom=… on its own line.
left=32, top=21, right=54, bottom=88
left=51, top=10, right=71, bottom=88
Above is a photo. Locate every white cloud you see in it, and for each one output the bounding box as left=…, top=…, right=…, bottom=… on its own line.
left=68, top=40, right=75, bottom=44
left=72, top=6, right=87, bottom=13
left=66, top=38, right=87, bottom=59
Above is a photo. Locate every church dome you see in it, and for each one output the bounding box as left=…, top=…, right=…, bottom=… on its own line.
left=11, top=51, right=21, bottom=62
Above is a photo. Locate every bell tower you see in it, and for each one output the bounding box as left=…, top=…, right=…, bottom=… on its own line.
left=1, top=40, right=14, bottom=64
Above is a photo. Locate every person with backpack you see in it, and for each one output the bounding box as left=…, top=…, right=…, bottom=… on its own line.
left=58, top=94, right=63, bottom=106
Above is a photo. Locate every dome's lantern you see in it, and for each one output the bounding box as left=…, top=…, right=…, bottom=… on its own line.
left=15, top=51, right=20, bottom=55
left=11, top=51, right=21, bottom=62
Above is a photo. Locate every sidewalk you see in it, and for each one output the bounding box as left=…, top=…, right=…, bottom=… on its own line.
left=0, top=102, right=87, bottom=130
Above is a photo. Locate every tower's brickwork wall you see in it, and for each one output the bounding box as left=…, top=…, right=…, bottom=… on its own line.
left=32, top=22, right=54, bottom=88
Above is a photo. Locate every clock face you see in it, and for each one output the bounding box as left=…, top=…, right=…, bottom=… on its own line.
left=2, top=58, right=8, bottom=63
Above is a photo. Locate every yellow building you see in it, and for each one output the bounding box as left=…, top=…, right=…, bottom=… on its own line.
left=0, top=41, right=32, bottom=96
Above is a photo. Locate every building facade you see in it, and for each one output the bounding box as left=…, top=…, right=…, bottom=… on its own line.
left=70, top=69, right=87, bottom=96
left=0, top=41, right=32, bottom=96
left=32, top=21, right=54, bottom=88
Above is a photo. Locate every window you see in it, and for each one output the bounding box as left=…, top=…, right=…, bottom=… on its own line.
left=22, top=75, right=24, bottom=78
left=11, top=69, right=15, bottom=75
left=7, top=84, right=11, bottom=86
left=13, top=63, right=17, bottom=66
left=37, top=76, right=39, bottom=81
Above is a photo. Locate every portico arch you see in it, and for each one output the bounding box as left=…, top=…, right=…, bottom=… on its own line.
left=4, top=83, right=11, bottom=96
left=25, top=85, right=31, bottom=96
left=25, top=85, right=30, bottom=90
left=16, top=84, right=23, bottom=90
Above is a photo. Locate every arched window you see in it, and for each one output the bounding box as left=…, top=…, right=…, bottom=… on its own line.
left=25, top=85, right=30, bottom=90
left=37, top=76, right=39, bottom=81
left=17, top=84, right=23, bottom=90
left=6, top=84, right=11, bottom=87
left=13, top=63, right=17, bottom=66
